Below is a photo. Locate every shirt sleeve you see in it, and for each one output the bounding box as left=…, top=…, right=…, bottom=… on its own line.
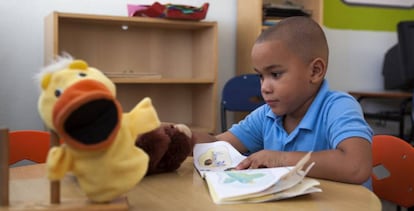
left=325, top=93, right=373, bottom=148
left=228, top=105, right=268, bottom=152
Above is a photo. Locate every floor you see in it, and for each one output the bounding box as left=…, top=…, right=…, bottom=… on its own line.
left=382, top=200, right=408, bottom=211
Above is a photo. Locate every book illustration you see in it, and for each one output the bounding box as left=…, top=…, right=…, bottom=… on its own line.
left=193, top=141, right=246, bottom=177
left=197, top=146, right=232, bottom=169
left=193, top=141, right=321, bottom=204
left=204, top=168, right=288, bottom=201
left=229, top=156, right=315, bottom=201
left=222, top=171, right=266, bottom=184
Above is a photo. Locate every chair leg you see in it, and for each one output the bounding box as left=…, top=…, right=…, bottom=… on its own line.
left=50, top=130, right=60, bottom=204
left=0, top=128, right=9, bottom=206
left=220, top=105, right=227, bottom=132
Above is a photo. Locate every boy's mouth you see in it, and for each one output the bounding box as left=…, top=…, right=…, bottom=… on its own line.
left=265, top=99, right=280, bottom=108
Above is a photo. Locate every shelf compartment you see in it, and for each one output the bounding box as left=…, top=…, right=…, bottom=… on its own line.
left=116, top=84, right=217, bottom=133
left=45, top=12, right=218, bottom=81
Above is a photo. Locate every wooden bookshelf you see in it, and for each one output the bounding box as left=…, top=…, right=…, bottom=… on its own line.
left=44, top=12, right=218, bottom=132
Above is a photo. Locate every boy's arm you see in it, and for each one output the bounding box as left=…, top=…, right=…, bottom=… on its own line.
left=306, top=137, right=372, bottom=184
left=191, top=130, right=216, bottom=144
left=216, top=132, right=249, bottom=153
left=191, top=130, right=249, bottom=153
left=236, top=137, right=372, bottom=185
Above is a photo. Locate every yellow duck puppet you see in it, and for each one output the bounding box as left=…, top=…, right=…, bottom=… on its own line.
left=37, top=56, right=178, bottom=203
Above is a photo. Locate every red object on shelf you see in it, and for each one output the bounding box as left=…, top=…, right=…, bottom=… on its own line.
left=127, top=2, right=209, bottom=21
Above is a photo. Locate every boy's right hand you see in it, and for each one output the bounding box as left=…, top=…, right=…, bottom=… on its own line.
left=235, top=150, right=285, bottom=170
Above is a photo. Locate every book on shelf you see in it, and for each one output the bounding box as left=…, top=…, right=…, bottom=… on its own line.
left=193, top=141, right=322, bottom=204
left=262, top=2, right=311, bottom=18
left=263, top=18, right=281, bottom=26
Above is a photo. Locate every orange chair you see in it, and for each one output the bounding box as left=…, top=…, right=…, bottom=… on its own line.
left=1, top=129, right=52, bottom=206
left=1, top=129, right=129, bottom=208
left=372, top=135, right=414, bottom=209
left=8, top=130, right=51, bottom=165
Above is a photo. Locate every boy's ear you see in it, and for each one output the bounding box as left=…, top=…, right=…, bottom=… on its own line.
left=309, top=57, right=326, bottom=83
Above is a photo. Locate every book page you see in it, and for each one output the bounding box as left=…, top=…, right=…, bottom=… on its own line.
left=204, top=167, right=292, bottom=202
left=242, top=178, right=322, bottom=203
left=251, top=152, right=315, bottom=197
left=222, top=153, right=315, bottom=202
left=193, top=141, right=246, bottom=177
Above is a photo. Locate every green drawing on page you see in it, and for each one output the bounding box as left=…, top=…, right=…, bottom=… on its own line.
left=223, top=172, right=266, bottom=184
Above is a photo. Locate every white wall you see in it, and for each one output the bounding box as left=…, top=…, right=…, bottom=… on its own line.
left=325, top=28, right=397, bottom=91
left=0, top=0, right=236, bottom=131
left=324, top=28, right=404, bottom=136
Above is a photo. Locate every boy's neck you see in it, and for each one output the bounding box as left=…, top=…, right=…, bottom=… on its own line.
left=282, top=115, right=302, bottom=134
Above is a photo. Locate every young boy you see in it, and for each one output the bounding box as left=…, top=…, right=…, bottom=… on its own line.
left=194, top=16, right=373, bottom=189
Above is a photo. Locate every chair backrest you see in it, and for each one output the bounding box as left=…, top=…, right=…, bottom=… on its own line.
left=371, top=135, right=414, bottom=208
left=8, top=130, right=51, bottom=165
left=221, top=74, right=265, bottom=132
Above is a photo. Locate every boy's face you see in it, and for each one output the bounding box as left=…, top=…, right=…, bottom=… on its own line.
left=251, top=40, right=321, bottom=118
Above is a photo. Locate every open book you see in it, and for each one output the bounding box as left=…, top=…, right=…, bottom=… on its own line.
left=193, top=141, right=322, bottom=204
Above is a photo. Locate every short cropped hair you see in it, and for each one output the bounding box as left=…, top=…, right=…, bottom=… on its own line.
left=256, top=16, right=329, bottom=64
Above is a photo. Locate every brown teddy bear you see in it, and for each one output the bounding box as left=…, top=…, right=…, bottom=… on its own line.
left=136, top=123, right=195, bottom=175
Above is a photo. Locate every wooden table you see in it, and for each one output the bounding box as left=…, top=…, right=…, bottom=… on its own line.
left=349, top=90, right=412, bottom=99
left=1, top=158, right=381, bottom=211
left=349, top=90, right=412, bottom=140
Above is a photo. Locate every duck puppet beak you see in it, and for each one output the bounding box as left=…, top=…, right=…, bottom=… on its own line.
left=52, top=79, right=122, bottom=151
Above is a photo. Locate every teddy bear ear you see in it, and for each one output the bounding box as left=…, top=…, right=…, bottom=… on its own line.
left=40, top=72, right=52, bottom=90
left=174, top=124, right=192, bottom=138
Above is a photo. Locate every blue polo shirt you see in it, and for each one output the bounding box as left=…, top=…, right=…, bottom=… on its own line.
left=229, top=80, right=373, bottom=189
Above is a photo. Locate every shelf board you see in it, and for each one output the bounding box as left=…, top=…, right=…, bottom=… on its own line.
left=55, top=12, right=216, bottom=30
left=111, top=78, right=215, bottom=84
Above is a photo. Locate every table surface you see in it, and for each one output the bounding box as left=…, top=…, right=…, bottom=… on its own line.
left=1, top=158, right=382, bottom=211
left=349, top=90, right=412, bottom=99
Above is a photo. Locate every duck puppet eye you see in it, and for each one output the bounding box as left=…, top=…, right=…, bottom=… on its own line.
left=55, top=88, right=63, bottom=97
left=78, top=72, right=87, bottom=77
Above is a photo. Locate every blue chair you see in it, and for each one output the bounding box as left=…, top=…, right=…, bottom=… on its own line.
left=220, top=74, right=265, bottom=132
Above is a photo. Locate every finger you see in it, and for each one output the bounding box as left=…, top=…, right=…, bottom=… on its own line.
left=235, top=159, right=251, bottom=170
left=249, top=160, right=260, bottom=169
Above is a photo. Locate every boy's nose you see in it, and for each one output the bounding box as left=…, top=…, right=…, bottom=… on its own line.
left=260, top=79, right=272, bottom=94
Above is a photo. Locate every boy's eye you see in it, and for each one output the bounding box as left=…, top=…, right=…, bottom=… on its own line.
left=271, top=72, right=282, bottom=78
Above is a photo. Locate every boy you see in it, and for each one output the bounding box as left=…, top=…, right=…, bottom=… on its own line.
left=194, top=16, right=373, bottom=188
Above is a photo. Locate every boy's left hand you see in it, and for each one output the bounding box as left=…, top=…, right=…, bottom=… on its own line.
left=235, top=150, right=285, bottom=170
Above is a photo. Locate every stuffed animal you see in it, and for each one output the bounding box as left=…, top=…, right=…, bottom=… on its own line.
left=136, top=122, right=195, bottom=175
left=37, top=56, right=161, bottom=202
